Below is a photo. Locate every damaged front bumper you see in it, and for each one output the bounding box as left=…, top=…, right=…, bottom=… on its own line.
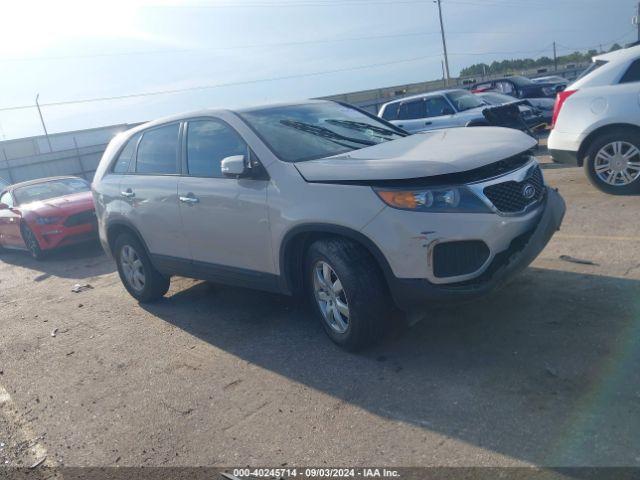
left=388, top=187, right=566, bottom=311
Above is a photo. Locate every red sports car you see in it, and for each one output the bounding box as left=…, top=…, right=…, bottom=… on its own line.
left=0, top=176, right=97, bottom=259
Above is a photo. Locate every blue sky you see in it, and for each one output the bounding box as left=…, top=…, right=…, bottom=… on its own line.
left=0, top=0, right=634, bottom=140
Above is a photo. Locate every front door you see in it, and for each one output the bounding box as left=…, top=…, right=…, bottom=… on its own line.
left=177, top=118, right=272, bottom=282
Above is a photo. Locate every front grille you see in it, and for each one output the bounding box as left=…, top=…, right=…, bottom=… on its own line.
left=433, top=240, right=490, bottom=278
left=483, top=165, right=544, bottom=213
left=64, top=210, right=96, bottom=227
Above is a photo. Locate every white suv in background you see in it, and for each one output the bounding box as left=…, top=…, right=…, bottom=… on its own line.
left=548, top=45, right=640, bottom=194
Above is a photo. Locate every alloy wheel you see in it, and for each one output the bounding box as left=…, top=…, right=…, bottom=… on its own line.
left=594, top=141, right=640, bottom=186
left=313, top=261, right=350, bottom=334
left=120, top=245, right=146, bottom=292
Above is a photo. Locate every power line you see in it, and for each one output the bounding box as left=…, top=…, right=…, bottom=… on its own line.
left=0, top=54, right=441, bottom=112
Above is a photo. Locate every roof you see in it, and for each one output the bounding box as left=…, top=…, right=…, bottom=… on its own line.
left=4, top=176, right=84, bottom=191
left=593, top=44, right=640, bottom=63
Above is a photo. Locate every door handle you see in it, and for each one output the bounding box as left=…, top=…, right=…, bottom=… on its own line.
left=424, top=121, right=432, bottom=126
left=120, top=189, right=135, bottom=198
left=179, top=194, right=199, bottom=204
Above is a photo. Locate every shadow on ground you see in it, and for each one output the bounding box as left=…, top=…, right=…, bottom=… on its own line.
left=0, top=241, right=114, bottom=280
left=142, top=267, right=640, bottom=468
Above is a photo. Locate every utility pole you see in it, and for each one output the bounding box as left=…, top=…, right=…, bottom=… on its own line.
left=35, top=94, right=52, bottom=152
left=553, top=41, right=557, bottom=72
left=636, top=2, right=640, bottom=42
left=435, top=0, right=450, bottom=86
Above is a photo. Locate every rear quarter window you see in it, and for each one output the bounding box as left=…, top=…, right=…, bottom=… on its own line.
left=381, top=103, right=399, bottom=120
left=620, top=58, right=640, bottom=84
left=112, top=133, right=141, bottom=173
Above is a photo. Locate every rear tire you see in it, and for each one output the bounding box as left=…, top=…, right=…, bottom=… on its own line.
left=584, top=131, right=640, bottom=195
left=21, top=224, right=45, bottom=260
left=304, top=238, right=394, bottom=351
left=114, top=233, right=170, bottom=302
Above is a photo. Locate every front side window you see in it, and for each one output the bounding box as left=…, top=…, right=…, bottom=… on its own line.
left=398, top=100, right=426, bottom=120
left=0, top=191, right=13, bottom=208
left=112, top=133, right=141, bottom=173
left=446, top=90, right=486, bottom=111
left=237, top=102, right=406, bottom=163
left=135, top=124, right=179, bottom=175
left=620, top=59, right=640, bottom=83
left=495, top=81, right=515, bottom=95
left=13, top=178, right=90, bottom=205
left=424, top=96, right=454, bottom=117
left=186, top=120, right=248, bottom=178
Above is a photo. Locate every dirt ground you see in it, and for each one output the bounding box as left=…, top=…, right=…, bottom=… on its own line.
left=0, top=157, right=639, bottom=470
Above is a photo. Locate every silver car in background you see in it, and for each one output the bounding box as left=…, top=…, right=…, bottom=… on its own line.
left=378, top=89, right=488, bottom=133
left=93, top=100, right=565, bottom=350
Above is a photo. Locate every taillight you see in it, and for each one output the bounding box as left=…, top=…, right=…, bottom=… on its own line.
left=551, top=89, right=577, bottom=128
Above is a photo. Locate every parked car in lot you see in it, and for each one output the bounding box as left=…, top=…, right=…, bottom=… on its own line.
left=378, top=89, right=488, bottom=133
left=548, top=45, right=640, bottom=194
left=0, top=176, right=97, bottom=259
left=471, top=75, right=564, bottom=99
left=475, top=91, right=549, bottom=128
left=93, top=100, right=565, bottom=350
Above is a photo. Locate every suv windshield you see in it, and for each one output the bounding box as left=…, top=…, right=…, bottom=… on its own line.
left=14, top=178, right=90, bottom=205
left=446, top=90, right=485, bottom=112
left=237, top=102, right=407, bottom=162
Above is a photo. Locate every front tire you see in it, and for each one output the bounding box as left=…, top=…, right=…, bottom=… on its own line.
left=304, top=238, right=394, bottom=351
left=21, top=224, right=45, bottom=260
left=584, top=131, right=640, bottom=195
left=114, top=233, right=170, bottom=302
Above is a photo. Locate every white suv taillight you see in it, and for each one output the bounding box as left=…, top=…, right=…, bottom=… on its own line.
left=551, top=89, right=577, bottom=128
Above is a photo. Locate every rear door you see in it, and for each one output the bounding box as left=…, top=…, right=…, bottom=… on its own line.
left=119, top=122, right=191, bottom=261
left=0, top=191, right=23, bottom=248
left=177, top=117, right=272, bottom=278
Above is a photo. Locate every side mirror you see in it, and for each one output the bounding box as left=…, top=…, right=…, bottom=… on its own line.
left=0, top=203, right=8, bottom=210
left=221, top=155, right=248, bottom=178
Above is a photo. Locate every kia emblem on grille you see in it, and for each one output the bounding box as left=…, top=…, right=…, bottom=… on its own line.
left=522, top=183, right=536, bottom=199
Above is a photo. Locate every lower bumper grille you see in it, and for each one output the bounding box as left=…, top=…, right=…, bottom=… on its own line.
left=483, top=165, right=544, bottom=213
left=64, top=210, right=96, bottom=227
left=433, top=240, right=490, bottom=278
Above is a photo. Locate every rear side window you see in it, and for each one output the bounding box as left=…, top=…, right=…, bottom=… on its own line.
left=620, top=59, right=640, bottom=83
left=135, top=124, right=180, bottom=175
left=577, top=59, right=608, bottom=80
left=112, top=133, right=141, bottom=173
left=398, top=99, right=426, bottom=120
left=186, top=120, right=248, bottom=178
left=381, top=103, right=399, bottom=120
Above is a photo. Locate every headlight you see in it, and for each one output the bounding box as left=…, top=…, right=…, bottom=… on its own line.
left=374, top=185, right=492, bottom=213
left=35, top=216, right=62, bottom=225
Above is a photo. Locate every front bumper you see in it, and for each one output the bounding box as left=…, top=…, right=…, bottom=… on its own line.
left=33, top=222, right=98, bottom=250
left=388, top=187, right=565, bottom=310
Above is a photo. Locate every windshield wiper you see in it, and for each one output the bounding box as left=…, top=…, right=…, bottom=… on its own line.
left=280, top=120, right=377, bottom=147
left=324, top=119, right=406, bottom=139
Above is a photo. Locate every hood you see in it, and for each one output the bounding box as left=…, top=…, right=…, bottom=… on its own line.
left=22, top=191, right=94, bottom=216
left=294, top=126, right=536, bottom=182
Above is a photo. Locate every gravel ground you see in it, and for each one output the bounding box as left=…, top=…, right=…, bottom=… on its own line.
left=0, top=157, right=639, bottom=470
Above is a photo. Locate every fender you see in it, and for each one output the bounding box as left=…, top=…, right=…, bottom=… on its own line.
left=278, top=223, right=395, bottom=295
left=105, top=217, right=153, bottom=260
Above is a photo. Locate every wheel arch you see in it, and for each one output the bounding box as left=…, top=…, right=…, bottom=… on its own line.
left=278, top=224, right=395, bottom=296
left=105, top=219, right=152, bottom=260
left=578, top=123, right=640, bottom=166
